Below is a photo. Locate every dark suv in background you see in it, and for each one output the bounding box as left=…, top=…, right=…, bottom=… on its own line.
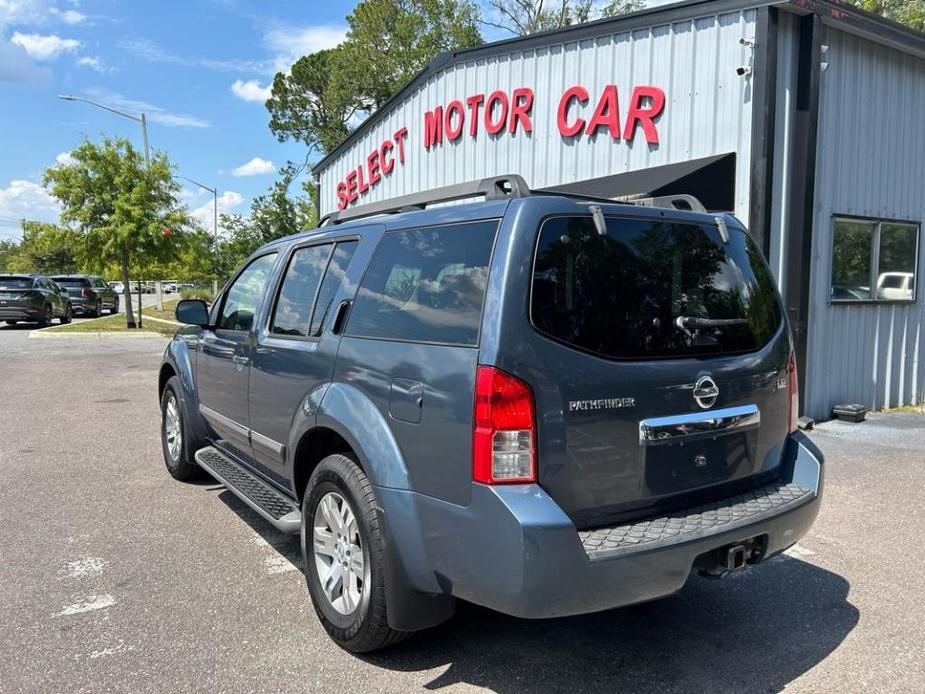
left=158, top=176, right=824, bottom=653
left=51, top=275, right=119, bottom=316
left=0, top=274, right=72, bottom=326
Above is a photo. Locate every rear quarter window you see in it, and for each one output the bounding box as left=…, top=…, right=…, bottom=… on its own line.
left=531, top=215, right=783, bottom=359
left=346, top=221, right=498, bottom=346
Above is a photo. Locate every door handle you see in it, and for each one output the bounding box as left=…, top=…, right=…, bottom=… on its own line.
left=331, top=300, right=352, bottom=335
left=232, top=355, right=250, bottom=370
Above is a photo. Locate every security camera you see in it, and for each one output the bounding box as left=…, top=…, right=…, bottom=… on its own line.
left=739, top=37, right=756, bottom=48
left=735, top=65, right=752, bottom=77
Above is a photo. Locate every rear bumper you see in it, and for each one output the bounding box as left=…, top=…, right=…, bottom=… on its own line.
left=378, top=432, right=823, bottom=619
left=0, top=306, right=43, bottom=320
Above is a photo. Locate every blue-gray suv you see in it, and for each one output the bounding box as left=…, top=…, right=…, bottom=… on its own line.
left=158, top=176, right=824, bottom=652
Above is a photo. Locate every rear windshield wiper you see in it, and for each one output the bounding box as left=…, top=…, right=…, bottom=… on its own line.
left=674, top=316, right=748, bottom=331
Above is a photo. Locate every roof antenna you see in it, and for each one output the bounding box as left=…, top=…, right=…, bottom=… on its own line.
left=714, top=216, right=730, bottom=244
left=590, top=205, right=607, bottom=236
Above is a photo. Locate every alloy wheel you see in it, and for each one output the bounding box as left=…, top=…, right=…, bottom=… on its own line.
left=312, top=492, right=365, bottom=615
left=164, top=395, right=182, bottom=462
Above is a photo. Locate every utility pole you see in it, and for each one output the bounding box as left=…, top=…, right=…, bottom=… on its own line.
left=59, top=94, right=151, bottom=328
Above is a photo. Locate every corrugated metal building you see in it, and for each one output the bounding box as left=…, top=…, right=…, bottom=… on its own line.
left=313, top=0, right=925, bottom=420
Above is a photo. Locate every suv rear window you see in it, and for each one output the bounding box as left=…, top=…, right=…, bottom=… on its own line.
left=347, top=221, right=498, bottom=346
left=531, top=215, right=782, bottom=359
left=0, top=277, right=33, bottom=289
left=53, top=278, right=89, bottom=288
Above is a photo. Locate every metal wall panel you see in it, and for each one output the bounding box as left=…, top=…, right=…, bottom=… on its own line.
left=318, top=9, right=759, bottom=218
left=805, top=26, right=925, bottom=417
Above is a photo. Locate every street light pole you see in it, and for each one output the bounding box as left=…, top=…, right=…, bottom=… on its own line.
left=59, top=94, right=149, bottom=328
left=59, top=95, right=151, bottom=167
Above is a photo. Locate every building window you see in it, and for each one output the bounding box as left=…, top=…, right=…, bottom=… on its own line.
left=831, top=217, right=919, bottom=303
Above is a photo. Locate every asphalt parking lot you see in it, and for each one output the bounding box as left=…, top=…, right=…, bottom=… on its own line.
left=1, top=326, right=923, bottom=693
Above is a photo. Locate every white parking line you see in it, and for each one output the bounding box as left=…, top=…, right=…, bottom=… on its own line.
left=55, top=594, right=116, bottom=617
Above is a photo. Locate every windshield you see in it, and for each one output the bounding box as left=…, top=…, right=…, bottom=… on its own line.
left=531, top=215, right=783, bottom=359
left=0, top=277, right=34, bottom=289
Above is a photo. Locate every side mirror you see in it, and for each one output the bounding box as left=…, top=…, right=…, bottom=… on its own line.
left=176, top=299, right=210, bottom=327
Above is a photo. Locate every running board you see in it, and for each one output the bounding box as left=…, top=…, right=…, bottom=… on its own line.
left=195, top=446, right=301, bottom=534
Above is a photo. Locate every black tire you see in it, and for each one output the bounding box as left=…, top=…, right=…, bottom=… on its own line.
left=90, top=300, right=102, bottom=318
left=110, top=298, right=119, bottom=314
left=160, top=376, right=200, bottom=481
left=302, top=454, right=409, bottom=653
left=60, top=304, right=72, bottom=324
left=37, top=304, right=53, bottom=327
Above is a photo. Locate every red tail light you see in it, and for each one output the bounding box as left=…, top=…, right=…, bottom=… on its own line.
left=81, top=288, right=90, bottom=298
left=788, top=352, right=799, bottom=433
left=473, top=366, right=536, bottom=484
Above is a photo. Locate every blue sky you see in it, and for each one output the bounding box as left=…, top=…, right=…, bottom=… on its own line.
left=0, top=0, right=359, bottom=240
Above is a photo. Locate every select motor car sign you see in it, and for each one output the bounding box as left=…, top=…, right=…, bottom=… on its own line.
left=334, top=83, right=667, bottom=211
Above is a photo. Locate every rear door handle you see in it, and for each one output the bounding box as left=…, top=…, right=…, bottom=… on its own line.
left=232, top=355, right=250, bottom=370
left=331, top=300, right=352, bottom=335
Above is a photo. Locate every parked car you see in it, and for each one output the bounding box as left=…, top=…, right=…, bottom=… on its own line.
left=876, top=271, right=915, bottom=301
left=52, top=275, right=119, bottom=316
left=0, top=273, right=71, bottom=326
left=158, top=176, right=824, bottom=653
left=110, top=281, right=125, bottom=294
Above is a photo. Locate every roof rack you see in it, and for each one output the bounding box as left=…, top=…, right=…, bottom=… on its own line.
left=618, top=193, right=707, bottom=213
left=317, top=174, right=708, bottom=226
left=319, top=174, right=530, bottom=226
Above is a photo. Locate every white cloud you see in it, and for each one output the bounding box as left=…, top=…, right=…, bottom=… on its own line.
left=0, top=38, right=50, bottom=83
left=231, top=157, right=274, bottom=177
left=51, top=8, right=86, bottom=24
left=231, top=78, right=271, bottom=103
left=0, top=179, right=61, bottom=239
left=77, top=55, right=108, bottom=73
left=263, top=24, right=346, bottom=73
left=55, top=151, right=75, bottom=166
left=191, top=190, right=244, bottom=233
left=118, top=37, right=264, bottom=74
left=84, top=88, right=211, bottom=129
left=11, top=31, right=80, bottom=60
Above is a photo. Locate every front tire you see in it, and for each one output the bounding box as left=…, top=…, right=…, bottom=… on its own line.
left=110, top=298, right=119, bottom=314
left=160, top=376, right=199, bottom=481
left=302, top=454, right=408, bottom=653
left=60, top=304, right=72, bottom=324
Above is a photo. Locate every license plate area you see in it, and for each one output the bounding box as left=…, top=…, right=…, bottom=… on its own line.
left=643, top=431, right=758, bottom=494
left=639, top=404, right=761, bottom=495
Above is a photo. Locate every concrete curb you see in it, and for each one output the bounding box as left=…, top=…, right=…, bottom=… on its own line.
left=142, top=315, right=182, bottom=326
left=30, top=329, right=168, bottom=339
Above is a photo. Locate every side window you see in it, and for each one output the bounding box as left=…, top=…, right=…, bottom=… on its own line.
left=309, top=241, right=358, bottom=336
left=270, top=244, right=332, bottom=337
left=346, top=221, right=498, bottom=346
left=218, top=253, right=278, bottom=332
left=831, top=217, right=919, bottom=302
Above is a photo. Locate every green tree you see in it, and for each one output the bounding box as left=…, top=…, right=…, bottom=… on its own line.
left=0, top=238, right=20, bottom=272
left=43, top=137, right=190, bottom=328
left=6, top=221, right=83, bottom=274
left=850, top=0, right=924, bottom=30
left=483, top=0, right=642, bottom=36
left=267, top=0, right=482, bottom=156
left=211, top=162, right=320, bottom=280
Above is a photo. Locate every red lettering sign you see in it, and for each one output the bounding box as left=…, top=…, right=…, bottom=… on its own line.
left=623, top=86, right=665, bottom=144
left=333, top=85, right=665, bottom=210
left=557, top=85, right=589, bottom=137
